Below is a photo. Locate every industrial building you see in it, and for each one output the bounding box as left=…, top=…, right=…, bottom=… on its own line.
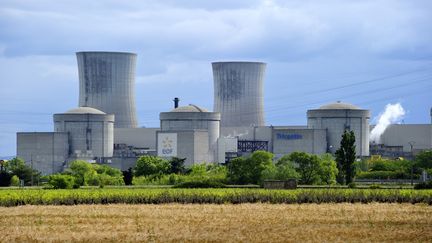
left=16, top=53, right=432, bottom=175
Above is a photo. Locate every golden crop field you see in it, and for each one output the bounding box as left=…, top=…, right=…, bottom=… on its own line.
left=0, top=203, right=431, bottom=242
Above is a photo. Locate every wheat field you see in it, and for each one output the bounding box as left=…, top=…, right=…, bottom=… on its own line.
left=0, top=203, right=430, bottom=242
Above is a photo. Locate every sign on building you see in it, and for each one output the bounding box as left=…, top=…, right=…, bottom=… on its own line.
left=157, top=133, right=177, bottom=157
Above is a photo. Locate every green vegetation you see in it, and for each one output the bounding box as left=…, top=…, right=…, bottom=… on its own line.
left=132, top=163, right=227, bottom=186
left=0, top=158, right=40, bottom=186
left=135, top=156, right=171, bottom=176
left=0, top=188, right=430, bottom=206
left=355, top=158, right=418, bottom=180
left=414, top=181, right=432, bottom=190
left=415, top=150, right=432, bottom=175
left=46, top=161, right=124, bottom=188
left=227, top=151, right=274, bottom=185
left=335, top=130, right=356, bottom=184
left=173, top=181, right=227, bottom=188
left=48, top=174, right=75, bottom=189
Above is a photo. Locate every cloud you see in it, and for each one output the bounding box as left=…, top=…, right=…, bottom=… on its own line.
left=0, top=0, right=431, bottom=156
left=0, top=0, right=431, bottom=60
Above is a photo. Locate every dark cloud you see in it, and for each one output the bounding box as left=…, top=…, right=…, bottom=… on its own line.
left=0, top=0, right=431, bottom=155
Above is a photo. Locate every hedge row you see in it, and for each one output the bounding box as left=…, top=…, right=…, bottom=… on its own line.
left=0, top=188, right=430, bottom=207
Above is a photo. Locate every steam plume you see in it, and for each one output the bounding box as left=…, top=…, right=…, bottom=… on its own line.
left=370, top=103, right=405, bottom=143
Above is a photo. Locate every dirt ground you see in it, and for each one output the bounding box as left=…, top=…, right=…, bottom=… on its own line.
left=0, top=203, right=431, bottom=242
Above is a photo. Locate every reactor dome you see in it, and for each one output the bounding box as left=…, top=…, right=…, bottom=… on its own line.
left=170, top=104, right=208, bottom=112
left=319, top=101, right=360, bottom=110
left=54, top=107, right=114, bottom=159
left=64, top=106, right=106, bottom=114
left=307, top=101, right=370, bottom=156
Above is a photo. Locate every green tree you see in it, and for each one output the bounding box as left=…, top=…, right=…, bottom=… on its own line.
left=5, top=157, right=40, bottom=186
left=227, top=151, right=274, bottom=185
left=68, top=160, right=96, bottom=186
left=169, top=157, right=186, bottom=174
left=318, top=153, right=338, bottom=185
left=415, top=150, right=432, bottom=169
left=10, top=175, right=20, bottom=187
left=135, top=156, right=171, bottom=176
left=122, top=168, right=133, bottom=185
left=286, top=152, right=321, bottom=185
left=0, top=171, right=11, bottom=187
left=335, top=130, right=356, bottom=184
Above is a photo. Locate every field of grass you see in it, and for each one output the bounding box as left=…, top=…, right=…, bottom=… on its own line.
left=0, top=188, right=431, bottom=206
left=0, top=203, right=430, bottom=242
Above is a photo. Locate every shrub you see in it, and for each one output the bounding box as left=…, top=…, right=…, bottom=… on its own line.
left=369, top=184, right=381, bottom=189
left=173, top=181, right=226, bottom=188
left=68, top=160, right=95, bottom=186
left=10, top=175, right=20, bottom=187
left=285, top=152, right=321, bottom=185
left=0, top=171, right=11, bottom=187
left=122, top=168, right=133, bottom=185
left=318, top=154, right=338, bottom=185
left=135, top=156, right=171, bottom=176
left=347, top=182, right=357, bottom=188
left=414, top=181, right=432, bottom=189
left=228, top=151, right=274, bottom=185
left=48, top=174, right=75, bottom=189
left=356, top=171, right=413, bottom=180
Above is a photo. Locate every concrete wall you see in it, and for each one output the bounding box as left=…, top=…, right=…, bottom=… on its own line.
left=54, top=113, right=114, bottom=158
left=157, top=130, right=209, bottom=166
left=307, top=109, right=370, bottom=156
left=372, top=124, right=432, bottom=152
left=272, top=128, right=327, bottom=159
left=17, top=132, right=69, bottom=175
left=77, top=51, right=138, bottom=128
left=114, top=127, right=159, bottom=149
left=213, top=62, right=266, bottom=127
left=160, top=111, right=220, bottom=162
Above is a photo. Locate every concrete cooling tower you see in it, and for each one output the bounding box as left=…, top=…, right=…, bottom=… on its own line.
left=77, top=51, right=138, bottom=128
left=212, top=62, right=266, bottom=127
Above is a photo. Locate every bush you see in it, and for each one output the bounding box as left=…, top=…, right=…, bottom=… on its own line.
left=356, top=171, right=413, bottom=180
left=369, top=184, right=381, bottom=189
left=347, top=182, right=357, bottom=188
left=4, top=158, right=40, bottom=186
left=122, top=168, right=133, bottom=185
left=284, top=152, right=321, bottom=185
left=0, top=171, right=11, bottom=187
left=227, top=151, right=274, bottom=185
left=10, top=175, right=20, bottom=187
left=414, top=181, right=432, bottom=189
left=135, top=156, right=171, bottom=176
left=48, top=174, right=76, bottom=189
left=173, top=181, right=226, bottom=188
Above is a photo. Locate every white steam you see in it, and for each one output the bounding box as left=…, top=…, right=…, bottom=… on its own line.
left=224, top=130, right=249, bottom=139
left=370, top=103, right=405, bottom=143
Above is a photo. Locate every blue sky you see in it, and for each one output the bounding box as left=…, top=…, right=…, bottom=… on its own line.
left=0, top=0, right=431, bottom=156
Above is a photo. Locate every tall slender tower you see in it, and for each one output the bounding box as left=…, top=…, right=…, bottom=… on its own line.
left=212, top=61, right=266, bottom=127
left=76, top=51, right=138, bottom=128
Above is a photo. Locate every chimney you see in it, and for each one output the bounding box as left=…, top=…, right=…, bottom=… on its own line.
left=173, top=97, right=180, bottom=109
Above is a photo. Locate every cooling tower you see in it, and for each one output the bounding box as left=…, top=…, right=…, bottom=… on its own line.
left=77, top=51, right=138, bottom=128
left=212, top=62, right=266, bottom=127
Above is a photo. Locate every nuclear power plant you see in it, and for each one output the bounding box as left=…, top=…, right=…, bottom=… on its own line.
left=16, top=52, right=432, bottom=175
